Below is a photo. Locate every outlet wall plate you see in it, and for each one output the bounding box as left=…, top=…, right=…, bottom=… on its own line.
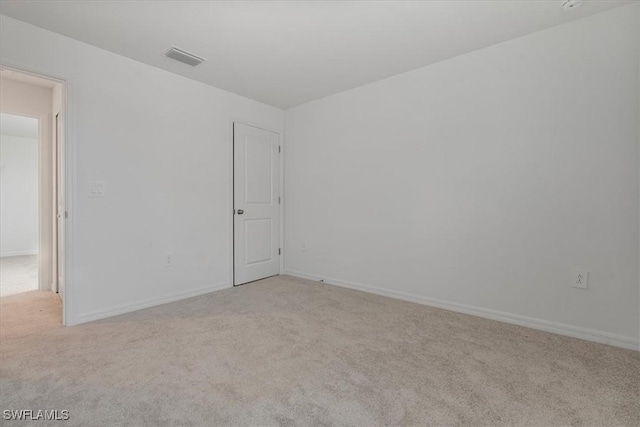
left=572, top=269, right=588, bottom=290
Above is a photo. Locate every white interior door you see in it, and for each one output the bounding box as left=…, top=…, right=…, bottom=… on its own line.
left=52, top=113, right=59, bottom=293
left=233, top=123, right=280, bottom=285
left=55, top=112, right=64, bottom=299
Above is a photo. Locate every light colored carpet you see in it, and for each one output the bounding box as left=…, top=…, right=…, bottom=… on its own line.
left=0, top=290, right=62, bottom=340
left=0, top=275, right=638, bottom=426
left=0, top=255, right=39, bottom=297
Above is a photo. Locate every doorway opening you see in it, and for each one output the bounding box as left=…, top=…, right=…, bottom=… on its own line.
left=0, top=66, right=66, bottom=336
left=0, top=113, right=39, bottom=295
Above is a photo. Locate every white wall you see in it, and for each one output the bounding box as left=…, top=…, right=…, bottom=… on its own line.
left=0, top=15, right=284, bottom=324
left=285, top=5, right=640, bottom=348
left=0, top=133, right=39, bottom=256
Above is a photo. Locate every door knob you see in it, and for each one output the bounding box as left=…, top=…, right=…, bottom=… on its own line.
left=237, top=209, right=244, bottom=215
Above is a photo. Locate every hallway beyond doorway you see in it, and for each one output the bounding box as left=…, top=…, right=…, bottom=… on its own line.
left=0, top=255, right=38, bottom=297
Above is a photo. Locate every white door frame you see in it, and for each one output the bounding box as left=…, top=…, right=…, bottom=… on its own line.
left=229, top=120, right=284, bottom=286
left=1, top=62, right=75, bottom=326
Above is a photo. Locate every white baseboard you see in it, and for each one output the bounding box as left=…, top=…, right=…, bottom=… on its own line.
left=73, top=282, right=231, bottom=325
left=1, top=250, right=38, bottom=257
left=285, top=269, right=639, bottom=351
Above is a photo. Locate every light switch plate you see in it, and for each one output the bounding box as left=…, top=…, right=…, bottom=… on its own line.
left=89, top=181, right=106, bottom=198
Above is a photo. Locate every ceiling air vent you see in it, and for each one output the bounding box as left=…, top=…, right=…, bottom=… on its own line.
left=165, top=47, right=205, bottom=67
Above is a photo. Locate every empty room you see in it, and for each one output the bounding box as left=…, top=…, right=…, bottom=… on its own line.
left=0, top=0, right=638, bottom=426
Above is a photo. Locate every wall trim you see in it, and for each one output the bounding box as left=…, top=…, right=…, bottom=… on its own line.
left=284, top=269, right=639, bottom=351
left=72, top=282, right=231, bottom=325
left=0, top=250, right=38, bottom=257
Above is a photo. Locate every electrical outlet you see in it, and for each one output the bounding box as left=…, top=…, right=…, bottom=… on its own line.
left=572, top=270, right=588, bottom=289
left=165, top=254, right=172, bottom=266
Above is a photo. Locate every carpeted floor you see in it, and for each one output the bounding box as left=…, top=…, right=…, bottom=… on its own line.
left=0, top=255, right=39, bottom=297
left=0, top=290, right=62, bottom=341
left=1, top=275, right=638, bottom=426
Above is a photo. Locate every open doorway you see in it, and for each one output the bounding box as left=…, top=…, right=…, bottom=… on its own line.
left=0, top=113, right=39, bottom=295
left=0, top=66, right=65, bottom=335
